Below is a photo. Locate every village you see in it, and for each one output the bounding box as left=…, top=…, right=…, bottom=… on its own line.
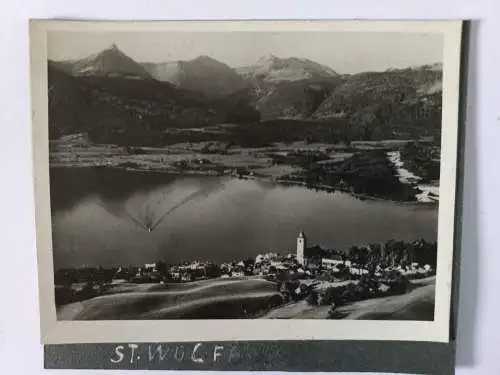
left=54, top=231, right=437, bottom=319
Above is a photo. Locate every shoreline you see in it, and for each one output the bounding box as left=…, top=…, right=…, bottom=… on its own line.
left=49, top=134, right=440, bottom=206
left=49, top=163, right=439, bottom=207
left=386, top=151, right=439, bottom=204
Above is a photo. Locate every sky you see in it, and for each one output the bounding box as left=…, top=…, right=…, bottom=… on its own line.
left=48, top=31, right=443, bottom=74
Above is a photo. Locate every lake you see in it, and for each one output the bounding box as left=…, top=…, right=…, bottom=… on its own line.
left=50, top=167, right=438, bottom=269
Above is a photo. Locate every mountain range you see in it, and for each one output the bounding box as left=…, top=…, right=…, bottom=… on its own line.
left=51, top=45, right=342, bottom=97
left=48, top=44, right=443, bottom=145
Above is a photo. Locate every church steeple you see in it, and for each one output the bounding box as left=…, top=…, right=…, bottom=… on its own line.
left=296, top=231, right=307, bottom=266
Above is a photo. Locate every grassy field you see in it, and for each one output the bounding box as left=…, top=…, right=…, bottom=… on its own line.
left=331, top=281, right=435, bottom=321
left=261, top=277, right=435, bottom=320
left=57, top=277, right=282, bottom=320
left=56, top=276, right=435, bottom=321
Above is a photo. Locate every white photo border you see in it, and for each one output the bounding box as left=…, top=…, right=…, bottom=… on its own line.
left=30, top=19, right=463, bottom=344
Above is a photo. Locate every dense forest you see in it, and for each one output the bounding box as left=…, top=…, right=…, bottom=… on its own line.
left=274, top=149, right=421, bottom=202
left=400, top=142, right=441, bottom=182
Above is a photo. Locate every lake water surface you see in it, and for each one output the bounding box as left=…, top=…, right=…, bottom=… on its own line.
left=50, top=167, right=438, bottom=269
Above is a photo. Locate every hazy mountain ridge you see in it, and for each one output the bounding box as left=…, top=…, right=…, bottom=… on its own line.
left=142, top=55, right=248, bottom=98
left=236, top=54, right=339, bottom=82
left=57, top=44, right=153, bottom=80
left=48, top=43, right=443, bottom=144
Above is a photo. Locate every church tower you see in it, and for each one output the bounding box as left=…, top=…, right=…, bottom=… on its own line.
left=296, top=231, right=307, bottom=266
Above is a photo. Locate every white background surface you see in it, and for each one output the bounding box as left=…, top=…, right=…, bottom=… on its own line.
left=0, top=1, right=498, bottom=374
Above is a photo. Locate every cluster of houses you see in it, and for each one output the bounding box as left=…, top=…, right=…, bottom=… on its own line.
left=127, top=232, right=375, bottom=284
left=131, top=254, right=303, bottom=283
left=130, top=261, right=211, bottom=282
left=124, top=231, right=434, bottom=285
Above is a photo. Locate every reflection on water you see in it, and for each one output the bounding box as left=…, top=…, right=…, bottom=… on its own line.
left=50, top=167, right=438, bottom=269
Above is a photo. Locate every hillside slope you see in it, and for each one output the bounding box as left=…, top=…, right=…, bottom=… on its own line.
left=242, top=77, right=343, bottom=121
left=57, top=278, right=282, bottom=320
left=231, top=63, right=441, bottom=133
left=311, top=65, right=443, bottom=139
left=47, top=62, right=97, bottom=138
left=48, top=64, right=228, bottom=144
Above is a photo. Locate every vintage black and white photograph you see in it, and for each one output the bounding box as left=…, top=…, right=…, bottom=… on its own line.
left=31, top=20, right=462, bottom=343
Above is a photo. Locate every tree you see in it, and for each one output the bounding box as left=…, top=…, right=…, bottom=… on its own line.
left=176, top=160, right=188, bottom=170
left=225, top=101, right=261, bottom=124
left=244, top=258, right=255, bottom=267
left=156, top=261, right=168, bottom=278
left=348, top=246, right=360, bottom=269
left=205, top=264, right=222, bottom=278
left=306, top=290, right=318, bottom=306
left=78, top=280, right=96, bottom=301
left=357, top=248, right=369, bottom=271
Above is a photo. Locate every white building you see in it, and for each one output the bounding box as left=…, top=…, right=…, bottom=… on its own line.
left=270, top=260, right=285, bottom=268
left=179, top=262, right=205, bottom=271
left=231, top=270, right=245, bottom=277
left=170, top=271, right=181, bottom=280
left=321, top=257, right=343, bottom=269
left=321, top=256, right=352, bottom=270
left=144, top=263, right=157, bottom=271
left=264, top=252, right=279, bottom=261
left=296, top=231, right=307, bottom=265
